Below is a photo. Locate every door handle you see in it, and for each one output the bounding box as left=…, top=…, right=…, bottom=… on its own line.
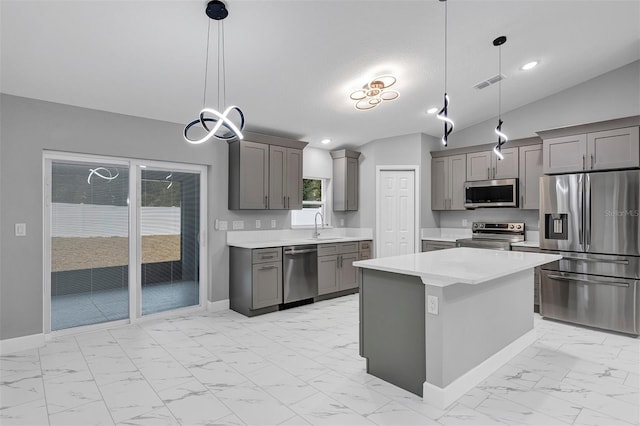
left=547, top=274, right=629, bottom=288
left=561, top=256, right=629, bottom=265
left=259, top=265, right=278, bottom=271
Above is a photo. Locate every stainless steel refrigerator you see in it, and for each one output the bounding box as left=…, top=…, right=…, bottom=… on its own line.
left=539, top=170, right=640, bottom=335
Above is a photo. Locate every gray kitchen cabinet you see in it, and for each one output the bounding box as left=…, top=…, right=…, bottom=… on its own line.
left=268, top=146, right=303, bottom=210
left=431, top=154, right=466, bottom=210
left=542, top=126, right=639, bottom=174
left=229, top=140, right=270, bottom=209
left=317, top=242, right=360, bottom=295
left=230, top=247, right=283, bottom=316
left=466, top=147, right=518, bottom=181
left=421, top=240, right=456, bottom=252
left=229, top=132, right=308, bottom=210
left=331, top=150, right=361, bottom=211
left=519, top=144, right=543, bottom=210
left=510, top=245, right=541, bottom=312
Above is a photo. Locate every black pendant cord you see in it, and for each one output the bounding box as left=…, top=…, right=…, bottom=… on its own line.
left=203, top=19, right=211, bottom=111
left=437, top=0, right=454, bottom=147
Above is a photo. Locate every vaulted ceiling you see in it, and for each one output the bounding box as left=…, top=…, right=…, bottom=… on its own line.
left=2, top=0, right=639, bottom=149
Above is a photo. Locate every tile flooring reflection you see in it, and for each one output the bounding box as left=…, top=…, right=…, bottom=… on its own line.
left=2, top=294, right=639, bottom=425
left=51, top=281, right=199, bottom=330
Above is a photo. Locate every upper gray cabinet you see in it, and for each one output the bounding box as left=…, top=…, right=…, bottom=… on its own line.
left=229, top=132, right=307, bottom=210
left=269, top=146, right=303, bottom=210
left=519, top=144, right=543, bottom=210
left=331, top=150, right=361, bottom=211
left=466, top=147, right=518, bottom=181
left=431, top=154, right=466, bottom=211
left=539, top=120, right=640, bottom=174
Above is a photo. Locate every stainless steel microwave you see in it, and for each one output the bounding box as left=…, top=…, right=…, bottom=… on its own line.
left=464, top=178, right=518, bottom=208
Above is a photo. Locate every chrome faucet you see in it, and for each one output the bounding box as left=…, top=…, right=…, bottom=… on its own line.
left=313, top=212, right=324, bottom=238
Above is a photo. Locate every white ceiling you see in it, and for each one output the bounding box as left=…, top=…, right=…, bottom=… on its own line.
left=1, top=0, right=639, bottom=149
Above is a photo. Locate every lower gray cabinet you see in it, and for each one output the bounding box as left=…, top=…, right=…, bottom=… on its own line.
left=230, top=247, right=283, bottom=316
left=318, top=242, right=360, bottom=296
left=422, top=240, right=456, bottom=252
left=511, top=245, right=541, bottom=312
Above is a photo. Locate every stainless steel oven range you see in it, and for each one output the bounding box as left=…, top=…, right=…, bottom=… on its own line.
left=456, top=222, right=525, bottom=251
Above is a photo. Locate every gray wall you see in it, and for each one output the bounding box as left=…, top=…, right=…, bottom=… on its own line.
left=0, top=94, right=290, bottom=340
left=439, top=60, right=640, bottom=229
left=346, top=132, right=442, bottom=235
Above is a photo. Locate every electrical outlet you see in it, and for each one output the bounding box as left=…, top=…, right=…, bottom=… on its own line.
left=427, top=295, right=439, bottom=315
left=218, top=220, right=228, bottom=231
left=462, top=219, right=468, bottom=227
left=271, top=219, right=276, bottom=228
left=255, top=219, right=261, bottom=229
left=232, top=220, right=244, bottom=230
left=15, top=223, right=26, bottom=236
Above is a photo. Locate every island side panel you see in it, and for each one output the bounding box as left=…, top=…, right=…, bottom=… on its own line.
left=425, top=269, right=534, bottom=388
left=360, top=269, right=426, bottom=396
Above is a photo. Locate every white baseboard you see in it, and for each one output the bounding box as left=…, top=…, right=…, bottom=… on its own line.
left=0, top=333, right=45, bottom=355
left=422, top=329, right=537, bottom=410
left=207, top=299, right=230, bottom=313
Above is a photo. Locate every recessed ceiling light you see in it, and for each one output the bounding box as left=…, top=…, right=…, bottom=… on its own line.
left=520, top=60, right=539, bottom=71
left=426, top=107, right=438, bottom=114
left=321, top=138, right=331, bottom=145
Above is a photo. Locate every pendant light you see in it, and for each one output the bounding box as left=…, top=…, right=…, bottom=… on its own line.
left=492, top=35, right=508, bottom=160
left=184, top=0, right=245, bottom=144
left=436, top=0, right=454, bottom=147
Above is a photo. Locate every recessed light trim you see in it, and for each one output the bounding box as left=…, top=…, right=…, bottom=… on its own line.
left=427, top=107, right=438, bottom=114
left=520, top=60, right=539, bottom=71
left=321, top=138, right=331, bottom=145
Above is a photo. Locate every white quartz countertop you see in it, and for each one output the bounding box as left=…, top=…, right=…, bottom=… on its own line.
left=228, top=236, right=368, bottom=249
left=226, top=228, right=373, bottom=249
left=511, top=241, right=540, bottom=248
left=353, top=247, right=561, bottom=287
left=421, top=227, right=471, bottom=242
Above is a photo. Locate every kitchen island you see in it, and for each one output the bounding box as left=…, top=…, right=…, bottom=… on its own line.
left=353, top=247, right=561, bottom=409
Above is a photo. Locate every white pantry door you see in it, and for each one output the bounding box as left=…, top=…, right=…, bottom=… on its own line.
left=378, top=170, right=415, bottom=257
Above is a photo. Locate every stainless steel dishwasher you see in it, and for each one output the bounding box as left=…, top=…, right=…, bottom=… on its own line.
left=283, top=245, right=318, bottom=303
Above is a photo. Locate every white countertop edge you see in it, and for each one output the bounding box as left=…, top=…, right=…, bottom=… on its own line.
left=353, top=249, right=562, bottom=287
left=511, top=241, right=540, bottom=248
left=229, top=236, right=369, bottom=249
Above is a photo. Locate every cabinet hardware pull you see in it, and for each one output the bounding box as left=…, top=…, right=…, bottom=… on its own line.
left=561, top=256, right=629, bottom=265
left=582, top=155, right=585, bottom=170
left=493, top=167, right=496, bottom=179
left=265, top=195, right=268, bottom=208
left=487, top=167, right=490, bottom=179
left=287, top=196, right=290, bottom=209
left=261, top=255, right=275, bottom=259
left=547, top=274, right=629, bottom=287
left=520, top=195, right=524, bottom=207
left=283, top=196, right=286, bottom=207
left=259, top=265, right=277, bottom=270
left=590, top=154, right=594, bottom=169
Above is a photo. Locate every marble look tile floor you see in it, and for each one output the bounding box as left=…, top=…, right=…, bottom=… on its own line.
left=1, top=294, right=639, bottom=426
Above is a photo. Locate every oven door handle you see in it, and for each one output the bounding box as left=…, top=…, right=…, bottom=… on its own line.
left=561, top=256, right=629, bottom=265
left=546, top=274, right=630, bottom=288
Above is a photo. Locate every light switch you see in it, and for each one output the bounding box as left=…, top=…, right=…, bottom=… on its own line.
left=232, top=220, right=244, bottom=230
left=218, top=220, right=228, bottom=231
left=15, top=223, right=26, bottom=236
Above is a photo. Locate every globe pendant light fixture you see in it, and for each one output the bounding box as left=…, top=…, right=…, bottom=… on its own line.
left=436, top=0, right=454, bottom=147
left=184, top=0, right=245, bottom=144
left=492, top=35, right=508, bottom=160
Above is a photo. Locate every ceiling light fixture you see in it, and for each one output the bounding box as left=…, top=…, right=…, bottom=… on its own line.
left=349, top=75, right=399, bottom=110
left=426, top=107, right=438, bottom=114
left=321, top=138, right=331, bottom=145
left=436, top=0, right=454, bottom=147
left=493, top=35, right=508, bottom=160
left=520, top=60, right=539, bottom=71
left=184, top=0, right=245, bottom=144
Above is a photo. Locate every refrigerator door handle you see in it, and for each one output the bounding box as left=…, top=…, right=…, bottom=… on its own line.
left=561, top=256, right=630, bottom=265
left=585, top=173, right=591, bottom=250
left=578, top=175, right=584, bottom=247
left=547, top=274, right=630, bottom=288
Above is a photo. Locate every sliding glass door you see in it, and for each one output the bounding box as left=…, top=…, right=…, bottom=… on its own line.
left=49, top=161, right=130, bottom=330
left=45, top=154, right=207, bottom=332
left=140, top=168, right=200, bottom=315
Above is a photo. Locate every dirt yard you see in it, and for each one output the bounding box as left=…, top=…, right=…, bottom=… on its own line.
left=51, top=235, right=180, bottom=272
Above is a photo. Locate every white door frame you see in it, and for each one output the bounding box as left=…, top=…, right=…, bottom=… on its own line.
left=42, top=151, right=208, bottom=334
left=375, top=165, right=420, bottom=258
